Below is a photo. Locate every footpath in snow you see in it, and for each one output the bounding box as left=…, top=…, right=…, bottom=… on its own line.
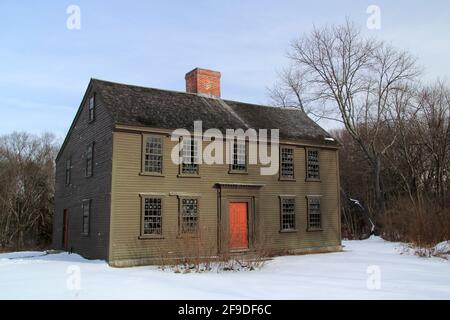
left=0, top=236, right=449, bottom=299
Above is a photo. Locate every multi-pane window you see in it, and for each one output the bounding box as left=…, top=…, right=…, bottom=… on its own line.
left=280, top=147, right=294, bottom=179
left=82, top=200, right=91, bottom=235
left=308, top=197, right=322, bottom=229
left=231, top=139, right=246, bottom=171
left=181, top=138, right=199, bottom=174
left=180, top=198, right=198, bottom=234
left=142, top=197, right=162, bottom=235
left=65, top=158, right=71, bottom=185
left=307, top=150, right=320, bottom=180
left=281, top=198, right=296, bottom=231
left=88, top=94, right=95, bottom=122
left=85, top=143, right=93, bottom=177
left=144, top=136, right=163, bottom=173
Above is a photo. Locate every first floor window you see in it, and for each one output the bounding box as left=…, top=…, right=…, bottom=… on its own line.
left=82, top=200, right=91, bottom=235
left=144, top=136, right=163, bottom=173
left=180, top=198, right=198, bottom=233
left=280, top=197, right=296, bottom=230
left=181, top=137, right=199, bottom=174
left=308, top=197, right=322, bottom=229
left=142, top=197, right=162, bottom=235
left=231, top=139, right=246, bottom=171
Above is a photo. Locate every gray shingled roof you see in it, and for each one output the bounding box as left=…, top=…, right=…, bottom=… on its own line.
left=92, top=79, right=338, bottom=145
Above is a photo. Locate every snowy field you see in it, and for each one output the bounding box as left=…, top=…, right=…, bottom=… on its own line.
left=0, top=237, right=449, bottom=300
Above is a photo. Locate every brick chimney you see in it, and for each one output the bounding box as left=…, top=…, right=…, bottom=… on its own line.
left=185, top=68, right=221, bottom=98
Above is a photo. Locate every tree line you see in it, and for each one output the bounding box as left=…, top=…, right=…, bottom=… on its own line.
left=271, top=20, right=450, bottom=246
left=0, top=132, right=58, bottom=250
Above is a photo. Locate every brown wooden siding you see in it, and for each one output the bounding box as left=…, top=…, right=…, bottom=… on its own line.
left=109, top=131, right=340, bottom=265
left=53, top=87, right=113, bottom=260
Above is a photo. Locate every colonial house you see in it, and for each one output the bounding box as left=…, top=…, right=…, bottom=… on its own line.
left=52, top=68, right=342, bottom=267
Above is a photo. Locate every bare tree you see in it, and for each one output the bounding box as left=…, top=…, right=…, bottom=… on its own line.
left=0, top=132, right=57, bottom=250
left=271, top=20, right=419, bottom=214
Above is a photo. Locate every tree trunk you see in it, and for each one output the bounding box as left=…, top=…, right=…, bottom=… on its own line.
left=374, top=157, right=385, bottom=215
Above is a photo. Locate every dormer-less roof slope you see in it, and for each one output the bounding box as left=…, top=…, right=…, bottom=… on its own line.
left=91, top=79, right=338, bottom=145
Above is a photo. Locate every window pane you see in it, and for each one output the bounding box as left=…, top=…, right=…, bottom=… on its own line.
left=144, top=136, right=162, bottom=173
left=143, top=198, right=162, bottom=235
left=231, top=140, right=246, bottom=171
left=307, top=150, right=319, bottom=179
left=89, top=95, right=95, bottom=121
left=308, top=198, right=321, bottom=229
left=281, top=147, right=294, bottom=178
left=281, top=198, right=295, bottom=230
left=181, top=198, right=198, bottom=233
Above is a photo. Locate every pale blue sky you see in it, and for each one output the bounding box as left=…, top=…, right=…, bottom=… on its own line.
left=0, top=0, right=449, bottom=138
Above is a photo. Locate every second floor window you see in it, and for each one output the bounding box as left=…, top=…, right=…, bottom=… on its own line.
left=280, top=147, right=294, bottom=179
left=65, top=158, right=71, bottom=185
left=231, top=139, right=246, bottom=172
left=85, top=143, right=93, bottom=177
left=180, top=198, right=198, bottom=234
left=88, top=93, right=96, bottom=122
left=306, top=149, right=320, bottom=180
left=144, top=136, right=163, bottom=174
left=181, top=138, right=199, bottom=174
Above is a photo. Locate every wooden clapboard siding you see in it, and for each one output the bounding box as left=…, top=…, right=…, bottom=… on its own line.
left=53, top=85, right=113, bottom=260
left=109, top=130, right=341, bottom=265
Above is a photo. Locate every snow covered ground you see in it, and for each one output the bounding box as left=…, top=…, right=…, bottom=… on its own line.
left=0, top=237, right=449, bottom=299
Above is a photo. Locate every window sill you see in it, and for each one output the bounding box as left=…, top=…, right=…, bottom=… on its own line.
left=307, top=228, right=323, bottom=232
left=176, top=234, right=199, bottom=239
left=177, top=174, right=201, bottom=178
left=138, top=235, right=164, bottom=240
left=81, top=233, right=89, bottom=237
left=139, top=172, right=165, bottom=177
left=228, top=170, right=248, bottom=175
left=279, top=177, right=296, bottom=182
left=305, top=178, right=321, bottom=182
left=230, top=248, right=250, bottom=253
left=279, top=229, right=297, bottom=233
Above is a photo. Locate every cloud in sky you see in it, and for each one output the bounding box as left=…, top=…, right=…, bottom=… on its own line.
left=0, top=0, right=449, bottom=137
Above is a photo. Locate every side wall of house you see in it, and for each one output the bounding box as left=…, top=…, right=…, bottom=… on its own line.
left=109, top=130, right=341, bottom=266
left=52, top=89, right=113, bottom=260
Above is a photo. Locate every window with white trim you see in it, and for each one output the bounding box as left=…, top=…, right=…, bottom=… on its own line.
left=144, top=136, right=163, bottom=173
left=280, top=197, right=296, bottom=231
left=306, top=149, right=320, bottom=180
left=308, top=197, right=322, bottom=230
left=280, top=147, right=294, bottom=179
left=180, top=198, right=198, bottom=234
left=142, top=197, right=162, bottom=235
left=231, top=139, right=246, bottom=171
left=181, top=137, right=199, bottom=174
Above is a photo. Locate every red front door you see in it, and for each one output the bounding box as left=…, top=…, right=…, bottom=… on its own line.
left=229, top=202, right=248, bottom=250
left=62, top=209, right=69, bottom=251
